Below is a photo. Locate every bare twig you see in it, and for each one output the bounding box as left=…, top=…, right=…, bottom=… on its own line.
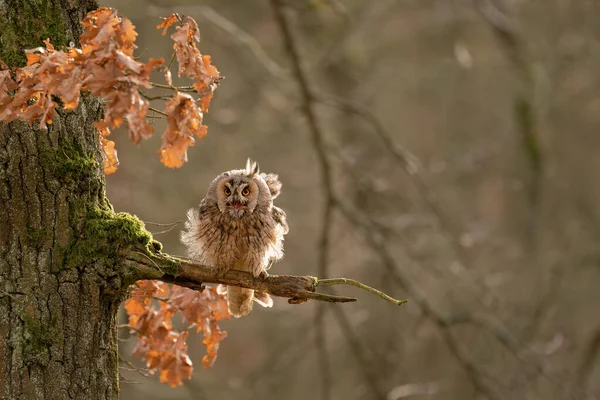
left=141, top=219, right=183, bottom=235
left=148, top=106, right=168, bottom=117
left=149, top=82, right=196, bottom=92
left=318, top=278, right=407, bottom=305
left=139, top=91, right=172, bottom=101
left=141, top=219, right=183, bottom=227
left=118, top=355, right=151, bottom=378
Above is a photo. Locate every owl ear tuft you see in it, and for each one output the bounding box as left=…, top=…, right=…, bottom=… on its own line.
left=260, top=173, right=282, bottom=199
left=245, top=158, right=260, bottom=176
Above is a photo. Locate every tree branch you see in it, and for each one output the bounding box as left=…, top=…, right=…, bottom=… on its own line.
left=122, top=249, right=406, bottom=306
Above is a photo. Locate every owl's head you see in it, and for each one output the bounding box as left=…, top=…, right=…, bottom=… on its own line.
left=207, top=159, right=281, bottom=219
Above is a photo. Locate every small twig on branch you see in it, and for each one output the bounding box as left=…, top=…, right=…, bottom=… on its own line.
left=318, top=278, right=407, bottom=306
left=166, top=51, right=176, bottom=69
left=142, top=219, right=183, bottom=227
left=141, top=219, right=183, bottom=235
left=148, top=106, right=168, bottom=117
left=124, top=250, right=405, bottom=306
left=118, top=355, right=151, bottom=379
left=149, top=82, right=196, bottom=92
left=140, top=91, right=172, bottom=101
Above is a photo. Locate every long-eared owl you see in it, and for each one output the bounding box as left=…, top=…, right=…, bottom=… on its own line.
left=180, top=159, right=289, bottom=317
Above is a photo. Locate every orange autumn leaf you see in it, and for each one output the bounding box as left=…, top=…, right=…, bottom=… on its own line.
left=25, top=52, right=42, bottom=66
left=124, top=297, right=146, bottom=320
left=202, top=55, right=219, bottom=78
left=159, top=136, right=195, bottom=169
left=0, top=68, right=17, bottom=119
left=202, top=317, right=228, bottom=369
left=43, top=38, right=55, bottom=51
left=96, top=120, right=119, bottom=175
left=101, top=138, right=119, bottom=175
left=199, top=92, right=213, bottom=112
left=0, top=7, right=219, bottom=172
left=159, top=92, right=207, bottom=168
left=125, top=280, right=230, bottom=387
left=117, top=17, right=138, bottom=56
left=126, top=90, right=154, bottom=144
left=157, top=14, right=179, bottom=36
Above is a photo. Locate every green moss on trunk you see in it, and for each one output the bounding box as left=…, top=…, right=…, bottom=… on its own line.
left=0, top=0, right=68, bottom=66
left=65, top=207, right=154, bottom=269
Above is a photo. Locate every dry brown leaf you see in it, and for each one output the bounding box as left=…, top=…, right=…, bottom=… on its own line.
left=124, top=281, right=229, bottom=386
left=126, top=90, right=154, bottom=144
left=157, top=14, right=179, bottom=36
left=159, top=92, right=206, bottom=168
left=1, top=7, right=219, bottom=172
left=202, top=318, right=228, bottom=369
left=199, top=92, right=213, bottom=112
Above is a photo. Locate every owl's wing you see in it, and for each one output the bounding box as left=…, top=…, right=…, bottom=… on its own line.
left=180, top=198, right=212, bottom=261
left=272, top=205, right=289, bottom=235
left=260, top=173, right=282, bottom=199
left=197, top=198, right=210, bottom=215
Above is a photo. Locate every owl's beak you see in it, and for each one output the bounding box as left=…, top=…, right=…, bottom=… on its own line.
left=230, top=200, right=243, bottom=210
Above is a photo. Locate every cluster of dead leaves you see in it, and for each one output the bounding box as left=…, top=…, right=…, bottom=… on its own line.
left=124, top=280, right=230, bottom=387
left=0, top=8, right=221, bottom=174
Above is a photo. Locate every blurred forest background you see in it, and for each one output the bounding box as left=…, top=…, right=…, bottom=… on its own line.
left=103, top=0, right=600, bottom=399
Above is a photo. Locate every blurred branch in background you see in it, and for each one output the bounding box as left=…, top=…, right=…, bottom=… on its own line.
left=243, top=318, right=318, bottom=399
left=475, top=0, right=552, bottom=353
left=577, top=328, right=600, bottom=392
left=267, top=1, right=579, bottom=400
left=268, top=1, right=342, bottom=399
left=315, top=93, right=487, bottom=291
left=334, top=198, right=505, bottom=400
left=194, top=5, right=287, bottom=80
left=475, top=0, right=543, bottom=215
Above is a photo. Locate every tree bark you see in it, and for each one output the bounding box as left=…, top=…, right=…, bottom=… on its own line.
left=0, top=1, right=125, bottom=398
left=0, top=99, right=122, bottom=400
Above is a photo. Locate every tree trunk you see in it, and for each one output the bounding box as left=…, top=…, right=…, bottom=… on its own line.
left=0, top=1, right=135, bottom=398
left=0, top=99, right=123, bottom=400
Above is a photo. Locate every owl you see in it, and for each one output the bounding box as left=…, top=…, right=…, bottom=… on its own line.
left=180, top=159, right=289, bottom=318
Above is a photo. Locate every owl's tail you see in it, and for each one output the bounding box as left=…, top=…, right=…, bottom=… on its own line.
left=227, top=286, right=254, bottom=318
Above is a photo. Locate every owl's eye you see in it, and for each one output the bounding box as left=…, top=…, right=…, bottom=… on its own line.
left=242, top=187, right=250, bottom=196
left=224, top=187, right=231, bottom=195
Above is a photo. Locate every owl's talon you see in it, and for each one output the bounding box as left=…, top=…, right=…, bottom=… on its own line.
left=257, top=271, right=269, bottom=280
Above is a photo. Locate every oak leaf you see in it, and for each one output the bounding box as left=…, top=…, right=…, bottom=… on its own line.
left=157, top=14, right=179, bottom=36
